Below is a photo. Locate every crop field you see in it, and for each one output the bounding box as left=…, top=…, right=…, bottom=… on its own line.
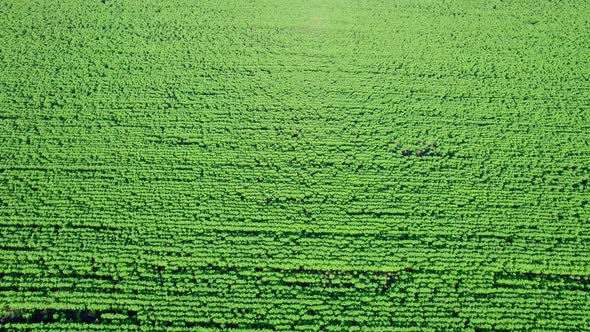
left=1, top=0, right=590, bottom=331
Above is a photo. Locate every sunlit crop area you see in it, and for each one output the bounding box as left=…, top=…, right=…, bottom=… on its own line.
left=1, top=0, right=590, bottom=331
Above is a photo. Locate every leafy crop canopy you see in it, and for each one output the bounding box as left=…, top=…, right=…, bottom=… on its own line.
left=0, top=0, right=589, bottom=331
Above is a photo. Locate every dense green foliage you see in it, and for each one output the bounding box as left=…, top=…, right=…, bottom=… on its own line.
left=1, top=0, right=590, bottom=330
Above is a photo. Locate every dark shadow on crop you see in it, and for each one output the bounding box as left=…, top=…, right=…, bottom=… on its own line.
left=399, top=142, right=444, bottom=157
left=181, top=320, right=275, bottom=330
left=493, top=272, right=590, bottom=291
left=0, top=309, right=138, bottom=325
left=279, top=266, right=414, bottom=293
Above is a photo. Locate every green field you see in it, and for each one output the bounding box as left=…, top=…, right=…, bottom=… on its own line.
left=1, top=0, right=590, bottom=330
